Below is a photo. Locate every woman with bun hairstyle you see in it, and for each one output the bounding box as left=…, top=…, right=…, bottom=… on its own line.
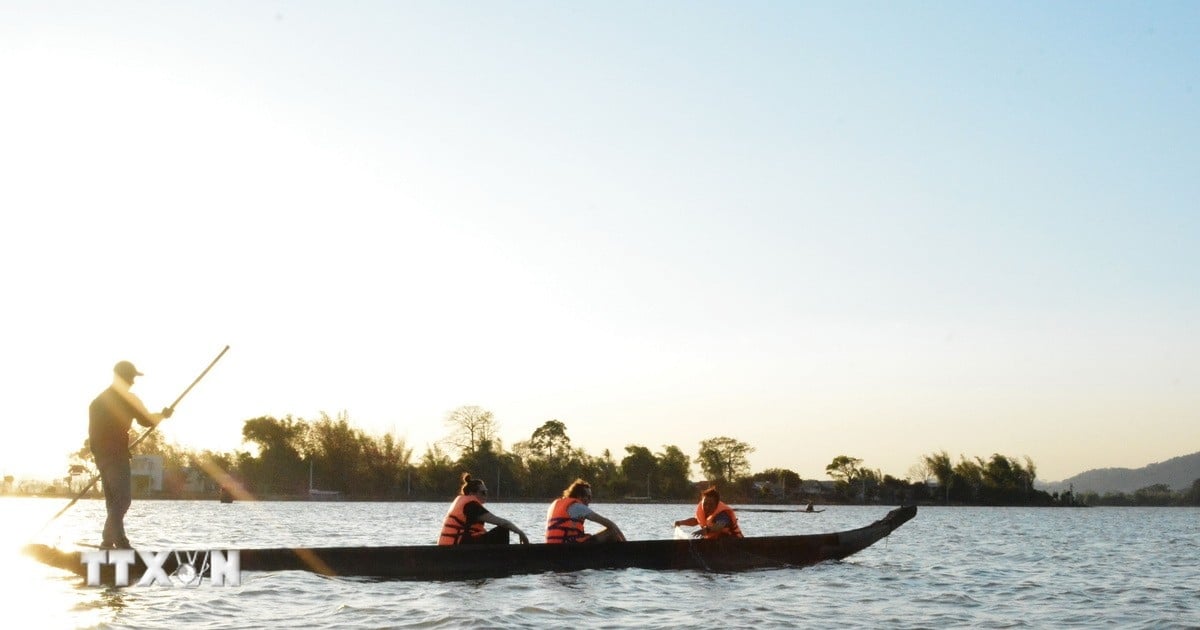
left=438, top=472, right=531, bottom=545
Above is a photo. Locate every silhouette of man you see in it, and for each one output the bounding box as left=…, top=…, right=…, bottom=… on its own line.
left=88, top=360, right=171, bottom=549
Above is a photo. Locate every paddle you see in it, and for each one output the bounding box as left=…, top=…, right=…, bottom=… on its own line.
left=44, top=345, right=231, bottom=525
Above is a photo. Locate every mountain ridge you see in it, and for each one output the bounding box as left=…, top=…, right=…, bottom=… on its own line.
left=1039, top=451, right=1200, bottom=495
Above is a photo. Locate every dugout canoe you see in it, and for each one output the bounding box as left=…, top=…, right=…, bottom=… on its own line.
left=24, top=505, right=916, bottom=583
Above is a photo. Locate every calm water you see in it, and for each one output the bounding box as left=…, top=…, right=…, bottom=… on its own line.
left=3, top=498, right=1197, bottom=629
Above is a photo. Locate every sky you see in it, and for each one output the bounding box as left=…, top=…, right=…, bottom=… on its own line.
left=2, top=2, right=1197, bottom=485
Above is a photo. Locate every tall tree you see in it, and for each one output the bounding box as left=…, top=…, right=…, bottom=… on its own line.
left=1021, top=456, right=1038, bottom=493
left=655, top=445, right=693, bottom=499
left=761, top=467, right=802, bottom=489
left=953, top=456, right=984, bottom=502
left=513, top=420, right=576, bottom=497
left=981, top=454, right=1016, bottom=489
left=620, top=445, right=657, bottom=498
left=360, top=431, right=412, bottom=498
left=825, top=455, right=864, bottom=485
left=921, top=450, right=954, bottom=503
left=442, top=405, right=498, bottom=457
left=415, top=444, right=457, bottom=497
left=241, top=415, right=307, bottom=494
left=308, top=411, right=367, bottom=494
left=697, top=436, right=754, bottom=484
left=751, top=467, right=802, bottom=500
left=587, top=448, right=620, bottom=498
left=528, top=419, right=572, bottom=460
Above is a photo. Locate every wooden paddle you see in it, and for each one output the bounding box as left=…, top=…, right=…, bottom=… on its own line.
left=43, top=345, right=231, bottom=525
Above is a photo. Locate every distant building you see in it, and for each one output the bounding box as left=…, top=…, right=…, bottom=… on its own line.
left=131, top=455, right=163, bottom=493
left=800, top=480, right=835, bottom=498
left=748, top=479, right=835, bottom=501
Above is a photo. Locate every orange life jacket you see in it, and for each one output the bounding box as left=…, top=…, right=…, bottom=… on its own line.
left=545, top=497, right=588, bottom=543
left=439, top=494, right=486, bottom=545
left=695, top=500, right=743, bottom=539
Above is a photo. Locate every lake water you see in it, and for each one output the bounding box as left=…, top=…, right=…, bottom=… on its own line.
left=3, top=498, right=1197, bottom=629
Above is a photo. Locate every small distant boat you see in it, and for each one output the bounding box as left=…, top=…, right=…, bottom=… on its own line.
left=23, top=506, right=916, bottom=583
left=218, top=488, right=233, bottom=504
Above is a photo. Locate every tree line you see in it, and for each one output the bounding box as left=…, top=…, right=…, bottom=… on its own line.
left=1075, top=482, right=1200, bottom=507
left=62, top=405, right=1199, bottom=506
left=112, top=407, right=757, bottom=501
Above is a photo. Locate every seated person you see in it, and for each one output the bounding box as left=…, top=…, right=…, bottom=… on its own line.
left=439, top=472, right=530, bottom=545
left=545, top=478, right=626, bottom=543
left=674, top=485, right=743, bottom=539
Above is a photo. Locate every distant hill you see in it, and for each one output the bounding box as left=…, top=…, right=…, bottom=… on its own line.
left=1039, top=451, right=1200, bottom=495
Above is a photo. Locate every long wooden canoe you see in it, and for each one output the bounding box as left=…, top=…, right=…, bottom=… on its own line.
left=24, top=505, right=915, bottom=584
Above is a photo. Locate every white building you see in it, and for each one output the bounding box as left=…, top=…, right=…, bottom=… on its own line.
left=131, top=454, right=164, bottom=493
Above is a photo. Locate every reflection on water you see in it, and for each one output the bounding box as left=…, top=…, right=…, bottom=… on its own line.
left=94, top=587, right=131, bottom=613
left=4, top=497, right=1199, bottom=629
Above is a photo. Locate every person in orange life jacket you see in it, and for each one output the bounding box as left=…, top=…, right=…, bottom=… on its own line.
left=545, top=478, right=626, bottom=544
left=88, top=360, right=173, bottom=550
left=438, top=472, right=530, bottom=545
left=674, top=485, right=743, bottom=539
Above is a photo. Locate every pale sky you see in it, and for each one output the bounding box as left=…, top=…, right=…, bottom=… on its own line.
left=2, top=2, right=1197, bottom=485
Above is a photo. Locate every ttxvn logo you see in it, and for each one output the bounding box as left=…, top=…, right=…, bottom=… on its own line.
left=80, top=549, right=241, bottom=586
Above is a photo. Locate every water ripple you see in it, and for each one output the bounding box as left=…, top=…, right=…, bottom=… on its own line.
left=8, top=500, right=1200, bottom=628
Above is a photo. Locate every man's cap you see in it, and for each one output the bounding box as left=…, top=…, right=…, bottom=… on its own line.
left=113, top=360, right=144, bottom=381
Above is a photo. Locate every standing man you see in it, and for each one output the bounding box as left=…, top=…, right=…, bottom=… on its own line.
left=88, top=360, right=172, bottom=549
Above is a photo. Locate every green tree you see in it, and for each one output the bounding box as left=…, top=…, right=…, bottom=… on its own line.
left=586, top=448, right=620, bottom=498
left=980, top=453, right=1020, bottom=501
left=1133, top=483, right=1173, bottom=506
left=1021, top=456, right=1038, bottom=490
left=360, top=431, right=412, bottom=498
left=415, top=444, right=457, bottom=497
left=493, top=450, right=526, bottom=499
left=528, top=420, right=572, bottom=460
left=655, top=445, right=694, bottom=499
left=241, top=415, right=307, bottom=495
left=825, top=455, right=864, bottom=485
left=921, top=451, right=954, bottom=504
left=620, top=445, right=657, bottom=498
left=195, top=449, right=240, bottom=498
left=697, top=436, right=754, bottom=485
left=307, top=411, right=368, bottom=494
left=747, top=468, right=802, bottom=501
left=879, top=474, right=912, bottom=504
left=1188, top=479, right=1200, bottom=506
left=457, top=438, right=524, bottom=498
left=977, top=453, right=1040, bottom=503
left=514, top=420, right=579, bottom=497
left=953, top=456, right=984, bottom=503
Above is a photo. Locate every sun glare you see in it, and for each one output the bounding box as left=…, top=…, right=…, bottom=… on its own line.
left=2, top=498, right=107, bottom=628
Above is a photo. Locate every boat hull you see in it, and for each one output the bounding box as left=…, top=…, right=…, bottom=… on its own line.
left=25, top=505, right=916, bottom=582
